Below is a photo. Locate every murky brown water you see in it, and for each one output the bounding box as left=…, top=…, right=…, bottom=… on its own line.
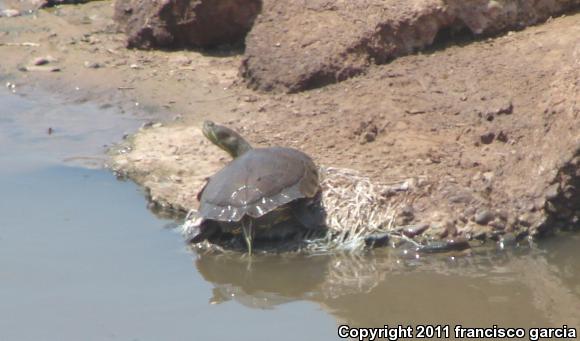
left=0, top=87, right=578, bottom=341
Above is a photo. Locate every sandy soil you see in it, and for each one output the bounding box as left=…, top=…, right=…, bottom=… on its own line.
left=1, top=2, right=579, bottom=243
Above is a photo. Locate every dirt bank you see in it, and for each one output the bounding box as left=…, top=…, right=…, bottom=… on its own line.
left=242, top=0, right=580, bottom=93
left=1, top=1, right=579, bottom=245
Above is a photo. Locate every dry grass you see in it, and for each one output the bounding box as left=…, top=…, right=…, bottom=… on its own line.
left=182, top=167, right=404, bottom=253
left=304, top=167, right=400, bottom=252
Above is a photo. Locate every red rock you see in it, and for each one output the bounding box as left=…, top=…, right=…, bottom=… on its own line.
left=113, top=0, right=262, bottom=49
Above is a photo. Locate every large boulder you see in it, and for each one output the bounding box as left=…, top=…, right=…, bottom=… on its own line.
left=113, top=0, right=262, bottom=49
left=241, top=0, right=580, bottom=92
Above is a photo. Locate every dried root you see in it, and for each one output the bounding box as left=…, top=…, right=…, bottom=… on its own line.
left=304, top=167, right=400, bottom=252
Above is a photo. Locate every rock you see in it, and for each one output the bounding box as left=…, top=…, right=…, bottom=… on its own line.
left=364, top=232, right=390, bottom=248
left=474, top=209, right=495, bottom=225
left=20, top=65, right=61, bottom=72
left=418, top=237, right=471, bottom=254
left=241, top=0, right=580, bottom=92
left=402, top=224, right=429, bottom=238
left=484, top=111, right=495, bottom=121
left=480, top=132, right=495, bottom=144
left=32, top=56, right=57, bottom=66
left=496, top=101, right=514, bottom=115
left=360, top=131, right=377, bottom=144
left=113, top=0, right=262, bottom=49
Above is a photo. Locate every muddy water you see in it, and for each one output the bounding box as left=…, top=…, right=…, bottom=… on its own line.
left=0, top=88, right=578, bottom=341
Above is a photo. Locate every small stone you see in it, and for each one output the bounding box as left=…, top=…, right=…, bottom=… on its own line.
left=21, top=65, right=61, bottom=72
left=360, top=131, right=376, bottom=144
left=474, top=209, right=495, bottom=225
left=32, top=56, right=53, bottom=66
left=497, top=101, right=513, bottom=115
left=445, top=237, right=471, bottom=251
left=480, top=132, right=495, bottom=144
left=364, top=232, right=389, bottom=248
left=402, top=224, right=429, bottom=238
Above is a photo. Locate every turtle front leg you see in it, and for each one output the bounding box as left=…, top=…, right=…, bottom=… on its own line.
left=186, top=219, right=219, bottom=244
left=241, top=217, right=255, bottom=255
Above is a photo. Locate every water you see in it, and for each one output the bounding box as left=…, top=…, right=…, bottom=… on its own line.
left=0, top=88, right=578, bottom=341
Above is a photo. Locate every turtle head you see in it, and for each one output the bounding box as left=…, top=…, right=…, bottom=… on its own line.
left=202, top=121, right=253, bottom=158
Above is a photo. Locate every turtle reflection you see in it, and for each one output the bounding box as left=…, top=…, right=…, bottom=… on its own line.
left=194, top=237, right=580, bottom=327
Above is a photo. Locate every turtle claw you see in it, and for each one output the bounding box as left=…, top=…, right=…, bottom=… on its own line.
left=241, top=218, right=254, bottom=255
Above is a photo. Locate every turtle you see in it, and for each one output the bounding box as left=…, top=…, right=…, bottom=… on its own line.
left=188, top=121, right=326, bottom=254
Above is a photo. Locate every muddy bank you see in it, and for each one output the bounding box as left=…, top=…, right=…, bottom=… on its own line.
left=113, top=13, right=580, bottom=243
left=1, top=1, right=579, bottom=246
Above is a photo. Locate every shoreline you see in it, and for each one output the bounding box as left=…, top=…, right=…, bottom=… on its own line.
left=1, top=1, right=579, bottom=246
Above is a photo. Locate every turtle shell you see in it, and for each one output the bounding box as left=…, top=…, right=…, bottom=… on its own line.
left=198, top=147, right=319, bottom=222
